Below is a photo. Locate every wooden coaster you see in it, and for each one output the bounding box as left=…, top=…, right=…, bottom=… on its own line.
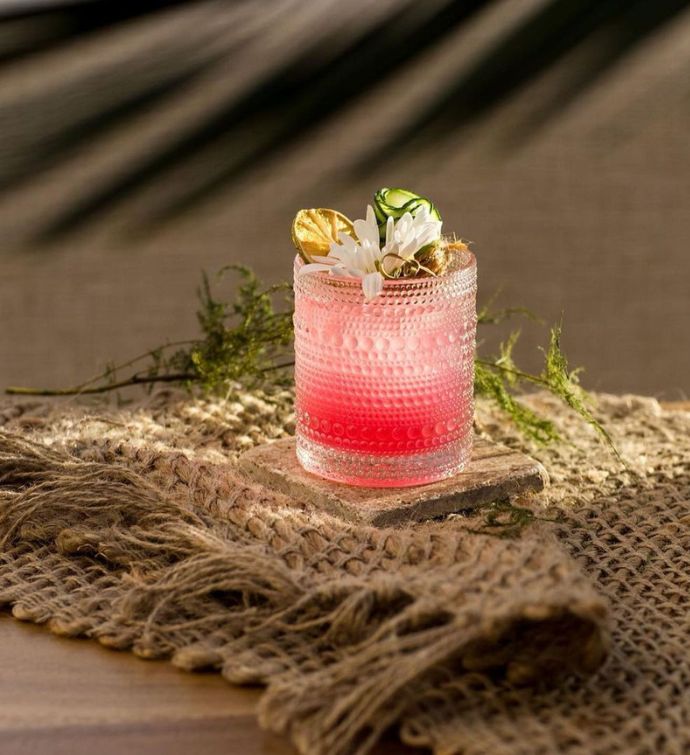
left=238, top=437, right=548, bottom=527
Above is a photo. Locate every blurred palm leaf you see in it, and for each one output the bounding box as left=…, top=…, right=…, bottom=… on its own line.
left=0, top=0, right=198, bottom=64
left=0, top=0, right=687, bottom=240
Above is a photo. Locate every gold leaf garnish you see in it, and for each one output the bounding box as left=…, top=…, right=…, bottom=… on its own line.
left=291, top=208, right=355, bottom=262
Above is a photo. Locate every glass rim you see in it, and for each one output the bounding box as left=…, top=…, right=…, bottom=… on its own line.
left=293, top=246, right=476, bottom=290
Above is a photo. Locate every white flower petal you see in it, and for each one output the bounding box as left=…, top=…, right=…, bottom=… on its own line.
left=365, top=206, right=381, bottom=245
left=415, top=205, right=430, bottom=222
left=297, top=263, right=335, bottom=277
left=362, top=272, right=384, bottom=301
left=399, top=211, right=413, bottom=232
left=366, top=204, right=377, bottom=227
left=330, top=264, right=355, bottom=276
left=339, top=234, right=357, bottom=253
left=365, top=241, right=381, bottom=272
left=331, top=245, right=355, bottom=268
left=385, top=216, right=394, bottom=246
left=399, top=238, right=417, bottom=257
left=353, top=218, right=369, bottom=244
left=354, top=207, right=381, bottom=248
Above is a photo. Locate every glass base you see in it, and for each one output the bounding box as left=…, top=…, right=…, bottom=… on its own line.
left=296, top=435, right=472, bottom=488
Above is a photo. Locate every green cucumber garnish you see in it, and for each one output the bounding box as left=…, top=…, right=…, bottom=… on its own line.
left=373, top=187, right=441, bottom=239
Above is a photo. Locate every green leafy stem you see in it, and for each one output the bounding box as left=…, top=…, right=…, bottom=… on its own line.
left=5, top=266, right=617, bottom=455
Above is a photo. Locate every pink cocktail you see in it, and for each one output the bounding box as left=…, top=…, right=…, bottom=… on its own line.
left=293, top=250, right=477, bottom=487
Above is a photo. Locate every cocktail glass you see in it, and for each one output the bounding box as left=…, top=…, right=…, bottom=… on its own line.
left=293, top=250, right=477, bottom=487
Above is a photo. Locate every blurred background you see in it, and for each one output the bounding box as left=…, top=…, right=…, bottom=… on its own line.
left=0, top=0, right=688, bottom=397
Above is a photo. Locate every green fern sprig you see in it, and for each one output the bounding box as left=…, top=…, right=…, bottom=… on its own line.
left=5, top=267, right=618, bottom=458
left=5, top=266, right=293, bottom=397
left=187, top=267, right=294, bottom=393
left=475, top=319, right=618, bottom=456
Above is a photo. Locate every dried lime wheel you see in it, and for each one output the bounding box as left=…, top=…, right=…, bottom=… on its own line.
left=291, top=208, right=355, bottom=262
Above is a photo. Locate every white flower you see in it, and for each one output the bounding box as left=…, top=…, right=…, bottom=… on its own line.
left=297, top=205, right=442, bottom=301
left=382, top=205, right=442, bottom=271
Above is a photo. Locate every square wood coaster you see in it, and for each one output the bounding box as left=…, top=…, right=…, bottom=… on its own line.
left=238, top=437, right=548, bottom=527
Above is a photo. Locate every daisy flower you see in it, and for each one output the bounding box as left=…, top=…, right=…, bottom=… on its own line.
left=298, top=205, right=443, bottom=301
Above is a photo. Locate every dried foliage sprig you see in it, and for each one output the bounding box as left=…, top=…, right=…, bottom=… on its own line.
left=6, top=266, right=294, bottom=397
left=6, top=266, right=616, bottom=454
left=475, top=322, right=618, bottom=457
left=464, top=500, right=565, bottom=540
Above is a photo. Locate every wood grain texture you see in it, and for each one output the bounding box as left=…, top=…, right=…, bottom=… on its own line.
left=661, top=400, right=690, bottom=411
left=0, top=615, right=414, bottom=755
left=239, top=436, right=548, bottom=526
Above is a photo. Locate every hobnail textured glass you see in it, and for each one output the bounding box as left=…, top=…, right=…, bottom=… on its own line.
left=293, top=250, right=477, bottom=487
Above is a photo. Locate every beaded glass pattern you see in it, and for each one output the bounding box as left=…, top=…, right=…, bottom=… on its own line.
left=293, top=250, right=477, bottom=487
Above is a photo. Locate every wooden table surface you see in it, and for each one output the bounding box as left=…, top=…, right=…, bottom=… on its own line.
left=0, top=614, right=414, bottom=755
left=3, top=402, right=687, bottom=754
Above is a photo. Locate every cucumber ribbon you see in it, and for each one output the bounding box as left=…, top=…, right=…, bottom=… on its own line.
left=373, top=188, right=441, bottom=241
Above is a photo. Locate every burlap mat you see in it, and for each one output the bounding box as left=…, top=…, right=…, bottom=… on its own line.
left=0, top=391, right=687, bottom=754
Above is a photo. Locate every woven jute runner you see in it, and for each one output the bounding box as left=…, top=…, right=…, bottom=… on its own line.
left=0, top=391, right=688, bottom=754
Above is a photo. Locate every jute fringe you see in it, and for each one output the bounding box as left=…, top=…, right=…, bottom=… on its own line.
left=0, top=390, right=688, bottom=754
